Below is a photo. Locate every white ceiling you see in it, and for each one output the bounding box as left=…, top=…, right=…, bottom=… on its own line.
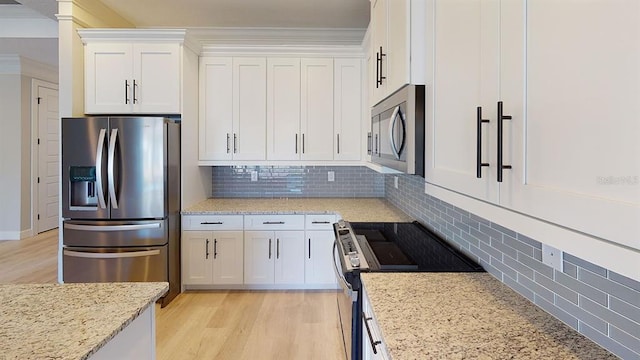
left=0, top=0, right=370, bottom=68
left=99, top=0, right=370, bottom=29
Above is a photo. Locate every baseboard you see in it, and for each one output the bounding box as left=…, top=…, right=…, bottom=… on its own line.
left=0, top=231, right=21, bottom=240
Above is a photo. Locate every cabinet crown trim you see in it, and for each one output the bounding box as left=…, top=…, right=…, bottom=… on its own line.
left=77, top=28, right=187, bottom=43
left=191, top=27, right=365, bottom=46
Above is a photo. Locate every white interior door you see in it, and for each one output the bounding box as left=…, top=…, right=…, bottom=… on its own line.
left=37, top=84, right=59, bottom=233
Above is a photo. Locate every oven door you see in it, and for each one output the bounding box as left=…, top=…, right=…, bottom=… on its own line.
left=333, top=240, right=363, bottom=360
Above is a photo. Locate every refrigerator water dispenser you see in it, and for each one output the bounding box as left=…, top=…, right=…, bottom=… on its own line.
left=69, top=166, right=98, bottom=210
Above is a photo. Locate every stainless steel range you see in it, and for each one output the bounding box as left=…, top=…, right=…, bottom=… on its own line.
left=333, top=220, right=484, bottom=360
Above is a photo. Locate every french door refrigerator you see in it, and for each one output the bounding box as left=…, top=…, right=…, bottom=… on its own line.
left=61, top=116, right=180, bottom=306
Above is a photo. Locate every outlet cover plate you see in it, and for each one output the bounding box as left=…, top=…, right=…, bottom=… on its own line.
left=394, top=176, right=399, bottom=189
left=250, top=171, right=258, bottom=182
left=328, top=171, right=335, bottom=182
left=541, top=244, right=563, bottom=272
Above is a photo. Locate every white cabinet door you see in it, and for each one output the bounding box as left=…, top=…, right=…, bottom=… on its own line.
left=85, top=42, right=180, bottom=114
left=233, top=57, right=267, bottom=161
left=385, top=0, right=409, bottom=95
left=244, top=230, right=275, bottom=284
left=304, top=231, right=338, bottom=286
left=199, top=57, right=233, bottom=161
left=85, top=43, right=133, bottom=114
left=182, top=231, right=213, bottom=285
left=267, top=58, right=301, bottom=160
left=425, top=0, right=500, bottom=202
left=501, top=0, right=640, bottom=248
left=334, top=58, right=362, bottom=161
left=371, top=0, right=388, bottom=105
left=301, top=58, right=334, bottom=161
left=133, top=43, right=181, bottom=114
left=274, top=231, right=305, bottom=284
left=211, top=231, right=244, bottom=285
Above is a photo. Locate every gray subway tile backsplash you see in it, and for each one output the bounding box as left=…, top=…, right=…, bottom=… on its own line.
left=209, top=166, right=639, bottom=358
left=385, top=173, right=640, bottom=358
left=211, top=166, right=384, bottom=198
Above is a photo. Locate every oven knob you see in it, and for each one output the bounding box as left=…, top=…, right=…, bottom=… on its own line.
left=338, top=220, right=346, bottom=229
left=349, top=254, right=360, bottom=268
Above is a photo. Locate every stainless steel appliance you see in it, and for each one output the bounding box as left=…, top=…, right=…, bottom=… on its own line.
left=370, top=84, right=425, bottom=176
left=61, top=117, right=180, bottom=307
left=333, top=220, right=484, bottom=360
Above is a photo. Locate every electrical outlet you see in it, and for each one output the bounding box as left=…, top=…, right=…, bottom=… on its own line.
left=250, top=171, right=258, bottom=182
left=394, top=176, right=399, bottom=189
left=541, top=244, right=563, bottom=272
left=328, top=171, right=335, bottom=182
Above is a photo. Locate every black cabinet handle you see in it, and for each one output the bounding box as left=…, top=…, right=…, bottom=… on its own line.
left=311, top=221, right=330, bottom=224
left=367, top=132, right=372, bottom=155
left=132, top=80, right=138, bottom=104
left=377, top=46, right=387, bottom=87
left=201, top=221, right=223, bottom=225
left=337, top=134, right=340, bottom=154
left=375, top=50, right=380, bottom=89
left=374, top=134, right=379, bottom=155
left=268, top=239, right=272, bottom=259
left=308, top=238, right=311, bottom=259
left=213, top=239, right=218, bottom=259
left=263, top=221, right=285, bottom=225
left=476, top=106, right=490, bottom=178
left=205, top=239, right=210, bottom=259
left=276, top=238, right=280, bottom=259
left=302, top=133, right=305, bottom=153
left=226, top=133, right=230, bottom=153
left=124, top=80, right=129, bottom=104
left=497, top=101, right=512, bottom=182
left=295, top=133, right=298, bottom=154
left=362, top=311, right=382, bottom=354
left=233, top=133, right=238, bottom=154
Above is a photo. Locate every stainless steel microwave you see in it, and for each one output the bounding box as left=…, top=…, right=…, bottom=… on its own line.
left=370, top=84, right=425, bottom=176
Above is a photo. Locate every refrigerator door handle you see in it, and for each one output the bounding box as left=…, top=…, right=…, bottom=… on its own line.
left=108, top=128, right=119, bottom=209
left=64, top=249, right=161, bottom=259
left=64, top=222, right=161, bottom=232
left=95, top=128, right=107, bottom=209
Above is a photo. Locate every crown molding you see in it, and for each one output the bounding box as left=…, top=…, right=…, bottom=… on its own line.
left=77, top=28, right=188, bottom=43
left=189, top=27, right=366, bottom=47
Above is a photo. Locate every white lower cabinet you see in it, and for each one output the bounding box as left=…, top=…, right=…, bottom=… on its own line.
left=362, top=285, right=390, bottom=360
left=182, top=213, right=337, bottom=289
left=182, top=230, right=243, bottom=285
left=244, top=230, right=305, bottom=285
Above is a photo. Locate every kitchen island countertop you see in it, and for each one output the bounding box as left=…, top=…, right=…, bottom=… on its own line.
left=0, top=282, right=168, bottom=360
left=361, top=273, right=617, bottom=359
left=182, top=197, right=411, bottom=222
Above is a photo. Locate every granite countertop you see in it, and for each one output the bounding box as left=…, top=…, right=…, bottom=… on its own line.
left=182, top=197, right=411, bottom=222
left=361, top=273, right=617, bottom=360
left=0, top=282, right=168, bottom=360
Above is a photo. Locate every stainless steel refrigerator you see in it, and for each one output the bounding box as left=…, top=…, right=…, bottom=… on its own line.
left=61, top=116, right=180, bottom=306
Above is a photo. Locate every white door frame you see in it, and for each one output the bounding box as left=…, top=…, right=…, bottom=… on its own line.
left=31, top=79, right=59, bottom=235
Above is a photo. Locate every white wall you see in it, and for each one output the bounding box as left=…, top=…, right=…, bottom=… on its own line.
left=0, top=56, right=58, bottom=240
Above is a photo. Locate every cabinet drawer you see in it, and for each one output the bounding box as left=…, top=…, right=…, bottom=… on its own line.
left=305, top=214, right=336, bottom=230
left=182, top=215, right=244, bottom=230
left=244, top=215, right=305, bottom=230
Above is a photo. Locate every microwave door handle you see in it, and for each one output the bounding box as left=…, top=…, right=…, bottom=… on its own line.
left=388, top=105, right=402, bottom=159
left=107, top=128, right=119, bottom=209
left=95, top=128, right=107, bottom=209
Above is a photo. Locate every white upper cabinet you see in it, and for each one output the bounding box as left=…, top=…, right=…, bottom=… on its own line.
left=200, top=53, right=363, bottom=165
left=370, top=0, right=425, bottom=105
left=334, top=58, right=363, bottom=161
left=199, top=57, right=233, bottom=161
left=425, top=0, right=640, bottom=249
left=233, top=57, right=268, bottom=161
left=500, top=0, right=640, bottom=249
left=301, top=58, right=335, bottom=161
left=83, top=36, right=181, bottom=114
left=267, top=58, right=301, bottom=160
left=199, top=57, right=267, bottom=161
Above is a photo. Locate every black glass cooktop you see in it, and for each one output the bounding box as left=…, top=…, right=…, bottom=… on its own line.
left=350, top=221, right=484, bottom=272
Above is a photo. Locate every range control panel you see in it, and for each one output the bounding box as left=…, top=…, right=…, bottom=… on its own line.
left=334, top=219, right=369, bottom=272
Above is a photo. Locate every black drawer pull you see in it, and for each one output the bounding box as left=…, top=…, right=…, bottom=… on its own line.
left=362, top=311, right=382, bottom=354
left=263, top=221, right=285, bottom=225
left=201, top=221, right=223, bottom=225
left=311, top=221, right=330, bottom=224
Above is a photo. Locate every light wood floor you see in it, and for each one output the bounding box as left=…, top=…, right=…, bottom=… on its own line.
left=0, top=229, right=346, bottom=360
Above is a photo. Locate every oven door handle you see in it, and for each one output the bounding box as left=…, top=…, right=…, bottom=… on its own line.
left=332, top=240, right=353, bottom=292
